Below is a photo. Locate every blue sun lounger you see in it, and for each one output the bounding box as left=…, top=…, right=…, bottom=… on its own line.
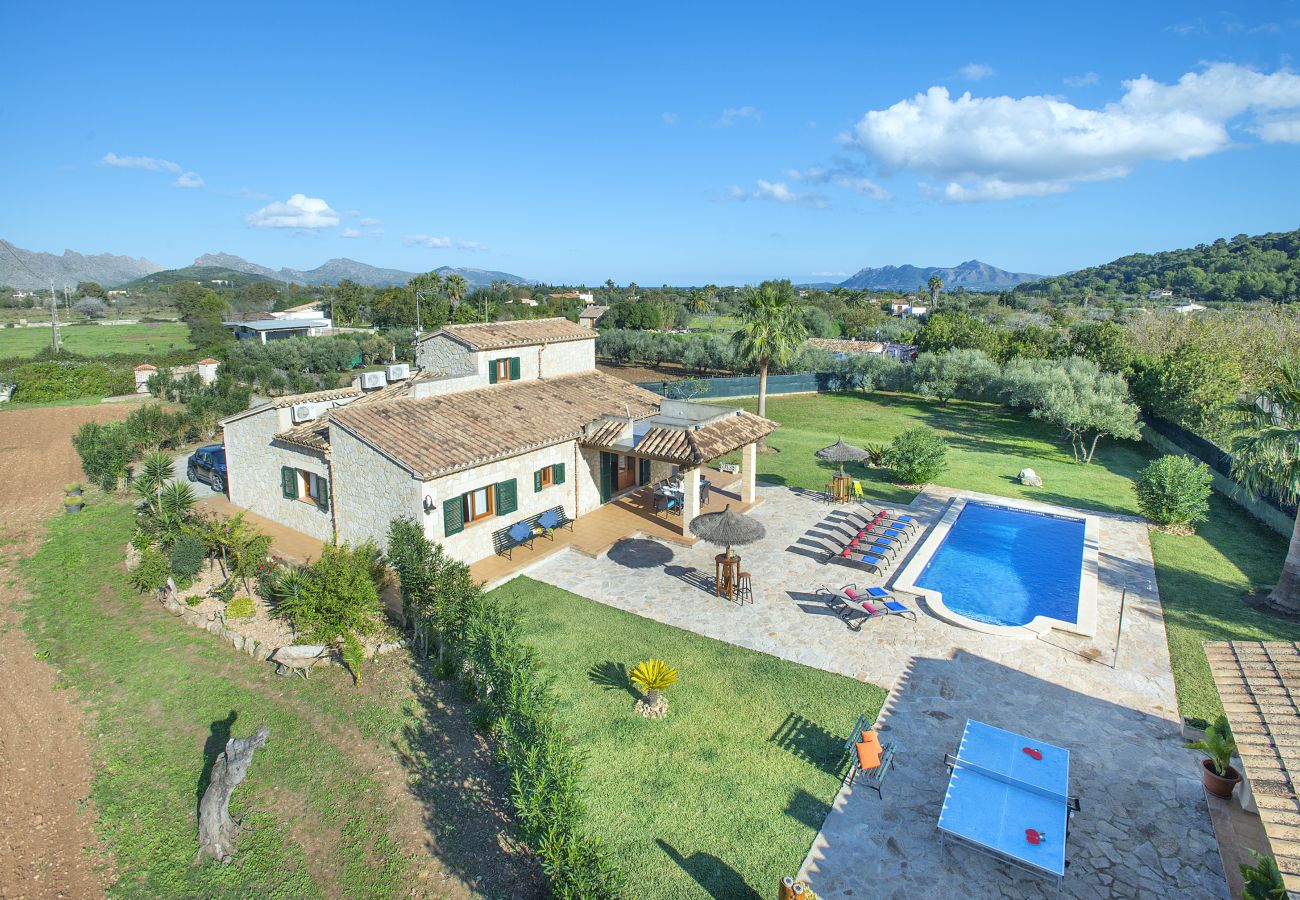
left=860, top=586, right=918, bottom=621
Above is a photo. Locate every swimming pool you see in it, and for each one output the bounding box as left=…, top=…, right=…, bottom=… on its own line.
left=893, top=497, right=1097, bottom=636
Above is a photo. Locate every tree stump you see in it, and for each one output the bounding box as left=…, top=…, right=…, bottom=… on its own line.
left=198, top=724, right=270, bottom=863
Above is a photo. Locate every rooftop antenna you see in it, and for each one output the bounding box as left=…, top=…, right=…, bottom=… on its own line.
left=48, top=280, right=61, bottom=353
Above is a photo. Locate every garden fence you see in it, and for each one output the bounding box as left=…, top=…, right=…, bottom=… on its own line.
left=636, top=371, right=836, bottom=399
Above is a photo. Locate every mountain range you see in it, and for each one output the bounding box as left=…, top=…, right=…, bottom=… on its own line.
left=833, top=259, right=1044, bottom=292
left=0, top=241, right=534, bottom=290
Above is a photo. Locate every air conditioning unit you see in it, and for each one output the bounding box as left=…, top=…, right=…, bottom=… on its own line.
left=291, top=402, right=322, bottom=423
left=360, top=371, right=388, bottom=390
left=385, top=363, right=411, bottom=382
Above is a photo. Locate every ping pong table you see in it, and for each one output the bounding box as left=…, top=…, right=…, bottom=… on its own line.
left=938, top=720, right=1080, bottom=897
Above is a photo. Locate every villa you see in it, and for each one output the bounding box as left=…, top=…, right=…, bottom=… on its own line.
left=220, top=317, right=775, bottom=564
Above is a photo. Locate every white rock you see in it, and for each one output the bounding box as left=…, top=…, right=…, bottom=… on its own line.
left=1018, top=467, right=1043, bottom=487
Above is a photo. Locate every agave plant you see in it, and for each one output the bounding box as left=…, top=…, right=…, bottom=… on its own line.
left=132, top=451, right=175, bottom=517
left=1183, top=713, right=1237, bottom=776
left=629, top=658, right=678, bottom=708
left=863, top=442, right=888, bottom=468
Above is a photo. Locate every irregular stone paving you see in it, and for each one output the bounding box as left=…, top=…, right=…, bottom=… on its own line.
left=528, top=483, right=1227, bottom=898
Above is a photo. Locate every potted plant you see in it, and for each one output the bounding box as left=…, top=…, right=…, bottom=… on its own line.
left=630, top=658, right=677, bottom=718
left=1183, top=713, right=1241, bottom=798
left=63, top=494, right=84, bottom=514
left=64, top=482, right=83, bottom=497
left=1240, top=849, right=1287, bottom=899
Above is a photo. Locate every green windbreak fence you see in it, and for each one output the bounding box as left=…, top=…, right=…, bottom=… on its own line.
left=636, top=371, right=836, bottom=400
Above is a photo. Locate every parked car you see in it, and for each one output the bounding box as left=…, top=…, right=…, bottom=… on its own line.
left=186, top=444, right=228, bottom=494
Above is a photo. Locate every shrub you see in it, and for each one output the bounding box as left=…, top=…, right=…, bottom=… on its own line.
left=1135, top=455, right=1212, bottom=530
left=3, top=359, right=133, bottom=402
left=184, top=595, right=204, bottom=607
left=885, top=427, right=949, bottom=486
left=72, top=421, right=135, bottom=491
left=169, top=536, right=207, bottom=581
left=225, top=595, right=255, bottom=619
left=129, top=546, right=171, bottom=593
left=273, top=542, right=384, bottom=643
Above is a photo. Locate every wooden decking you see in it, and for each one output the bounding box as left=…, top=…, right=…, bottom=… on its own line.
left=469, top=466, right=756, bottom=588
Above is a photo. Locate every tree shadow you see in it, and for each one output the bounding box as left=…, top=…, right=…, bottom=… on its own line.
left=587, top=660, right=637, bottom=698
left=197, top=709, right=237, bottom=816
left=768, top=712, right=849, bottom=777
left=655, top=838, right=761, bottom=899
left=783, top=788, right=833, bottom=831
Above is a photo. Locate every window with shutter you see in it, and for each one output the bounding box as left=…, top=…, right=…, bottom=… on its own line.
left=554, top=462, right=565, bottom=485
left=443, top=495, right=465, bottom=536
left=315, top=477, right=330, bottom=512
left=534, top=469, right=544, bottom=492
left=488, top=363, right=498, bottom=384
left=495, top=479, right=517, bottom=515
left=281, top=466, right=298, bottom=499
left=509, top=356, right=521, bottom=381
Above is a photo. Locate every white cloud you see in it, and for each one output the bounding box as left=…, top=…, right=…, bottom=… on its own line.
left=245, top=193, right=341, bottom=228
left=788, top=165, right=892, bottom=201
left=174, top=171, right=204, bottom=188
left=662, top=111, right=678, bottom=126
left=960, top=63, right=994, bottom=81
left=457, top=240, right=488, bottom=251
left=1254, top=118, right=1300, bottom=142
left=845, top=63, right=1300, bottom=202
left=101, top=152, right=181, bottom=173
left=729, top=179, right=828, bottom=208
left=811, top=271, right=847, bottom=277
left=340, top=228, right=362, bottom=238
left=716, top=105, right=762, bottom=126
left=238, top=187, right=271, bottom=200
left=406, top=234, right=452, bottom=248
left=359, top=216, right=382, bottom=226
left=1064, top=71, right=1100, bottom=87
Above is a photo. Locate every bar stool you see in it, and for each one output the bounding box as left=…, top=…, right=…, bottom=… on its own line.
left=736, top=572, right=752, bottom=605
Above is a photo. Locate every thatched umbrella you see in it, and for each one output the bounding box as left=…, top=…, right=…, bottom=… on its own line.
left=689, top=504, right=766, bottom=559
left=816, top=436, right=869, bottom=476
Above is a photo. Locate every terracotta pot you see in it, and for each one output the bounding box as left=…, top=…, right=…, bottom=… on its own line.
left=1201, top=758, right=1241, bottom=798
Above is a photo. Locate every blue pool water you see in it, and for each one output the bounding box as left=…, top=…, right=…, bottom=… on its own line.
left=916, top=502, right=1084, bottom=627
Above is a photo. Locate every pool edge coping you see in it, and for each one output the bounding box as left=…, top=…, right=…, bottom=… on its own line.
left=891, top=494, right=1099, bottom=640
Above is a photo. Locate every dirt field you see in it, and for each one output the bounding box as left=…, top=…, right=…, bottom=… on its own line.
left=0, top=403, right=137, bottom=897
left=596, top=360, right=691, bottom=384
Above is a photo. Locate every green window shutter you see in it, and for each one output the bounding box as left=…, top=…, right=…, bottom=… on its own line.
left=534, top=469, right=543, bottom=492
left=443, top=495, right=464, bottom=537
left=554, top=462, right=565, bottom=485
left=315, top=476, right=330, bottom=512
left=638, top=458, right=650, bottom=485
left=281, top=466, right=298, bottom=499
left=509, top=356, right=521, bottom=381
left=495, top=479, right=518, bottom=516
left=488, top=361, right=499, bottom=384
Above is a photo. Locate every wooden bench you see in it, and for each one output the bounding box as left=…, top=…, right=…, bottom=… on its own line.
left=844, top=713, right=896, bottom=797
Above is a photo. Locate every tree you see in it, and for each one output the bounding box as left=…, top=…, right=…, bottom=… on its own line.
left=73, top=298, right=107, bottom=319
left=927, top=274, right=943, bottom=305
left=444, top=273, right=468, bottom=309
left=914, top=309, right=995, bottom=355
left=1068, top=320, right=1136, bottom=373
left=1004, top=357, right=1141, bottom=463
left=198, top=723, right=270, bottom=863
left=74, top=281, right=104, bottom=300
left=334, top=279, right=366, bottom=324
left=1230, top=361, right=1300, bottom=614
left=1135, top=456, right=1213, bottom=531
left=1131, top=340, right=1244, bottom=442
left=909, top=349, right=998, bottom=405
left=731, top=280, right=807, bottom=439
left=885, top=427, right=948, bottom=485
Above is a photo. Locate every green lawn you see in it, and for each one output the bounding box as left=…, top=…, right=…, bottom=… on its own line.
left=19, top=501, right=529, bottom=897
left=725, top=391, right=1292, bottom=723
left=687, top=314, right=738, bottom=334
left=500, top=577, right=886, bottom=899
left=0, top=322, right=191, bottom=358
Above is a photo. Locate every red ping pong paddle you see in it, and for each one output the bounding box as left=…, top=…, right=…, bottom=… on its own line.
left=1022, top=746, right=1043, bottom=760
left=1025, top=829, right=1046, bottom=845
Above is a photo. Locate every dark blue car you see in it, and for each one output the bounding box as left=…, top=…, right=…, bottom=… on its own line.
left=186, top=444, right=228, bottom=494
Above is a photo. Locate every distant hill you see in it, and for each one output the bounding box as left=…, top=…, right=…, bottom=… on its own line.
left=1015, top=228, right=1300, bottom=303
left=193, top=252, right=534, bottom=288
left=123, top=266, right=282, bottom=290
left=839, top=259, right=1043, bottom=292
left=0, top=240, right=163, bottom=290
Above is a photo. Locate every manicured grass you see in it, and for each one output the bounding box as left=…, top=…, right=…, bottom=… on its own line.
left=17, top=502, right=461, bottom=897
left=501, top=577, right=886, bottom=898
left=725, top=391, right=1291, bottom=723
left=0, top=322, right=191, bottom=358
left=687, top=314, right=738, bottom=334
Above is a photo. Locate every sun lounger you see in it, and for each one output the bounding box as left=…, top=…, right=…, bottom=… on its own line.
left=857, top=585, right=918, bottom=621
left=833, top=546, right=891, bottom=574
left=862, top=507, right=918, bottom=533
left=816, top=582, right=910, bottom=630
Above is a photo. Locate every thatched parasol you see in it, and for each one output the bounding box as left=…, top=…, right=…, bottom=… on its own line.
left=689, top=504, right=766, bottom=559
left=816, top=436, right=869, bottom=476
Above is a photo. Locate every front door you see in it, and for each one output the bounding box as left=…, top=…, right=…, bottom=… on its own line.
left=599, top=451, right=615, bottom=504
left=616, top=454, right=636, bottom=491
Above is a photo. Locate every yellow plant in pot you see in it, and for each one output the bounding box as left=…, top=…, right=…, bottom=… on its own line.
left=630, top=658, right=677, bottom=716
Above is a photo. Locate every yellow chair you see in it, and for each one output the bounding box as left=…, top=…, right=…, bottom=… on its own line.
left=852, top=480, right=864, bottom=499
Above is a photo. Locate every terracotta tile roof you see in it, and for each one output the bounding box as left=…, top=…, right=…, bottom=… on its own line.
left=268, top=386, right=362, bottom=408
left=347, top=371, right=447, bottom=406
left=275, top=420, right=331, bottom=454
left=582, top=410, right=777, bottom=465
left=197, top=358, right=220, bottom=365
left=807, top=338, right=886, bottom=354
left=329, top=371, right=661, bottom=478
left=1206, top=641, right=1300, bottom=891
left=583, top=418, right=629, bottom=447
left=580, top=305, right=609, bottom=320
left=418, top=317, right=594, bottom=350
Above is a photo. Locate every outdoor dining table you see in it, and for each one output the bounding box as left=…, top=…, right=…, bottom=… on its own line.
left=828, top=472, right=854, bottom=503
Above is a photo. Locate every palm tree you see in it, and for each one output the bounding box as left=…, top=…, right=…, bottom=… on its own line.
left=927, top=274, right=943, bottom=305
left=445, top=273, right=468, bottom=309
left=731, top=279, right=807, bottom=440
left=1231, top=361, right=1300, bottom=614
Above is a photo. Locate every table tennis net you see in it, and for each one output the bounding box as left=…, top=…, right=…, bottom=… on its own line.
left=944, top=753, right=1077, bottom=808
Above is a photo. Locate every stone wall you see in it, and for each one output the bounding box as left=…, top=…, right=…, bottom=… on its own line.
left=330, top=424, right=422, bottom=551
left=426, top=441, right=592, bottom=564
left=224, top=407, right=334, bottom=541
left=415, top=334, right=596, bottom=387
left=415, top=334, right=475, bottom=376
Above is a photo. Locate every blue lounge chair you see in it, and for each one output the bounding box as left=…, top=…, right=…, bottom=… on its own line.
left=835, top=545, right=891, bottom=573
left=860, top=586, right=918, bottom=621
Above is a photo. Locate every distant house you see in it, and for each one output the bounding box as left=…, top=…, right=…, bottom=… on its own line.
left=806, top=338, right=918, bottom=362
left=1164, top=301, right=1206, bottom=315
left=274, top=301, right=325, bottom=320
left=888, top=302, right=927, bottom=317
left=134, top=358, right=220, bottom=393
left=550, top=290, right=595, bottom=303
left=224, top=315, right=333, bottom=343
left=1147, top=288, right=1175, bottom=299
left=579, top=305, right=609, bottom=329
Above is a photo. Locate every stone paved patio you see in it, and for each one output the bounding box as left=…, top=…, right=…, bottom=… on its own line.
left=525, top=483, right=1226, bottom=898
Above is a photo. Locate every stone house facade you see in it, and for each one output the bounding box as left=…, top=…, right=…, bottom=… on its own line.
left=221, top=318, right=775, bottom=566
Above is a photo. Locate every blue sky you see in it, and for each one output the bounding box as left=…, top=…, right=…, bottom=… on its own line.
left=3, top=1, right=1299, bottom=285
